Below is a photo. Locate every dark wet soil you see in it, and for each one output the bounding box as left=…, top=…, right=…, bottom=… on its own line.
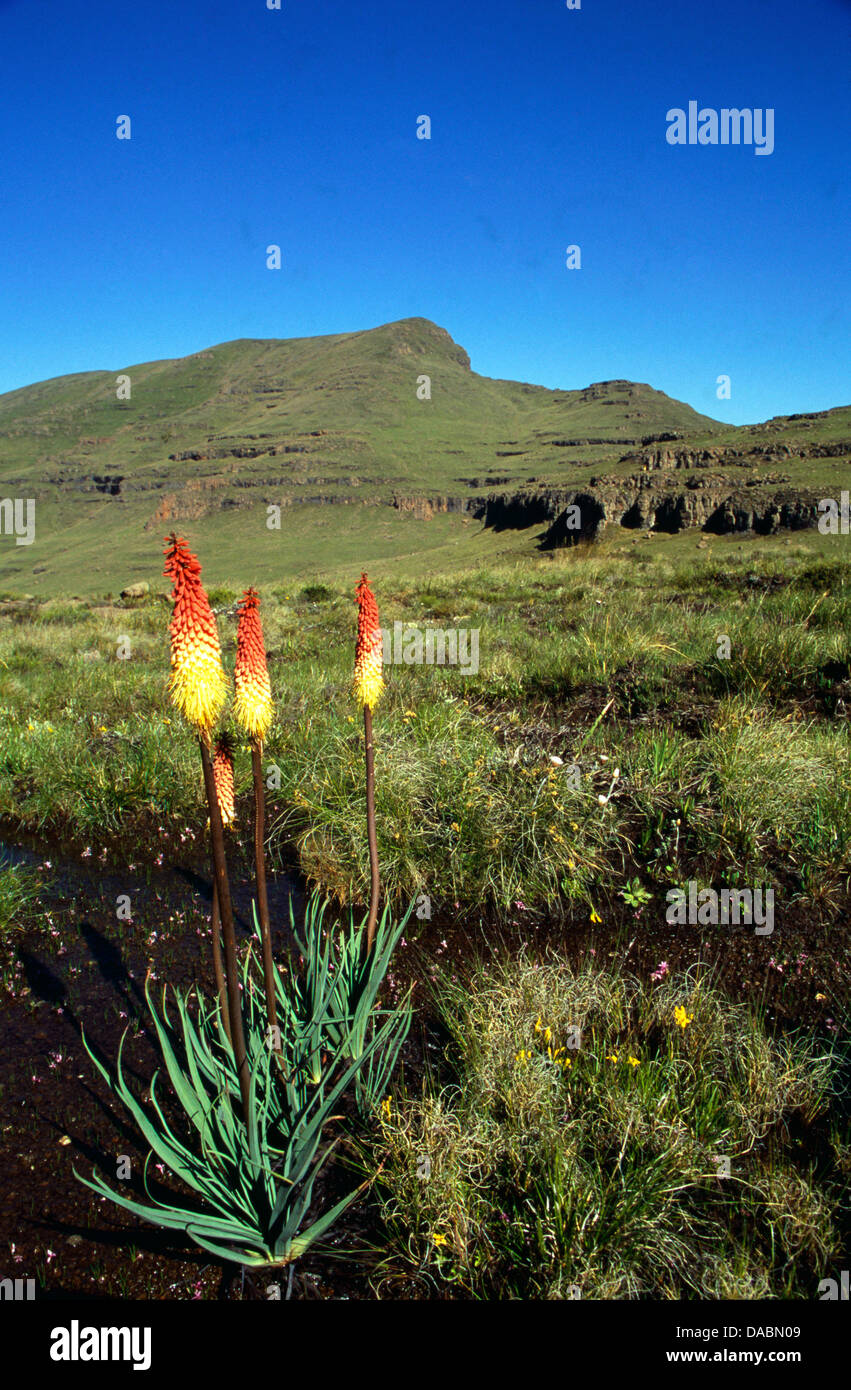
left=1, top=822, right=848, bottom=1301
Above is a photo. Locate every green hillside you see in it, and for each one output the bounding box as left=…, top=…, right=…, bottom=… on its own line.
left=0, top=317, right=847, bottom=595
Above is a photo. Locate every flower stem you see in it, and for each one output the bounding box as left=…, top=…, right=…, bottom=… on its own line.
left=363, top=704, right=379, bottom=952
left=251, top=741, right=281, bottom=1057
left=199, top=737, right=251, bottom=1126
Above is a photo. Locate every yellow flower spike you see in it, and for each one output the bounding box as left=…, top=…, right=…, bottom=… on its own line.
left=534, top=1017, right=542, bottom=1033
left=674, top=1006, right=694, bottom=1030
left=163, top=535, right=228, bottom=737
left=627, top=1056, right=640, bottom=1067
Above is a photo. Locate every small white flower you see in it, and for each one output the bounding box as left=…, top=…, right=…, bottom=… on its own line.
left=549, top=755, right=563, bottom=766
left=598, top=794, right=608, bottom=805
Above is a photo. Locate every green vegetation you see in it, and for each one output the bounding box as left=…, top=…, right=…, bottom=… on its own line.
left=77, top=898, right=411, bottom=1268
left=367, top=954, right=849, bottom=1298
left=0, top=855, right=42, bottom=935
left=2, top=512, right=848, bottom=1300
left=1, top=534, right=848, bottom=917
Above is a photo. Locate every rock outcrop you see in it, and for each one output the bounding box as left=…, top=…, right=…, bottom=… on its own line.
left=391, top=494, right=475, bottom=520
left=469, top=476, right=826, bottom=546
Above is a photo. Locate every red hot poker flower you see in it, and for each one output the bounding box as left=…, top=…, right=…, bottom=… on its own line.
left=353, top=572, right=384, bottom=709
left=233, top=587, right=273, bottom=743
left=163, top=534, right=228, bottom=737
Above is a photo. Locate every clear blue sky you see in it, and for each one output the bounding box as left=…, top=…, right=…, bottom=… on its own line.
left=1, top=0, right=848, bottom=424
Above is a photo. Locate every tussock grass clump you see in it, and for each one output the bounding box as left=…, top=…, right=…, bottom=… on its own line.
left=369, top=956, right=846, bottom=1298
left=0, top=856, right=42, bottom=935
left=694, top=699, right=851, bottom=882
left=271, top=700, right=609, bottom=908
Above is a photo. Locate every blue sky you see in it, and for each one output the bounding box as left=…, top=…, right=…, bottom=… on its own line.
left=0, top=0, right=848, bottom=423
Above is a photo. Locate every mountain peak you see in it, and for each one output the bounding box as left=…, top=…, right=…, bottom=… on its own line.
left=360, top=317, right=472, bottom=369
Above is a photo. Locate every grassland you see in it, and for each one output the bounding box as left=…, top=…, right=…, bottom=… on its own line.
left=1, top=527, right=849, bottom=919
left=1, top=469, right=849, bottom=1299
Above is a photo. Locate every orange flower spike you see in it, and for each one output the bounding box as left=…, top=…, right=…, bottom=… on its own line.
left=163, top=534, right=229, bottom=737
left=233, top=587, right=273, bottom=743
left=212, top=734, right=236, bottom=828
left=353, top=572, right=384, bottom=709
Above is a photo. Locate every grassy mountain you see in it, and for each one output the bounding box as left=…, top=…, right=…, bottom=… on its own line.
left=0, top=317, right=846, bottom=594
